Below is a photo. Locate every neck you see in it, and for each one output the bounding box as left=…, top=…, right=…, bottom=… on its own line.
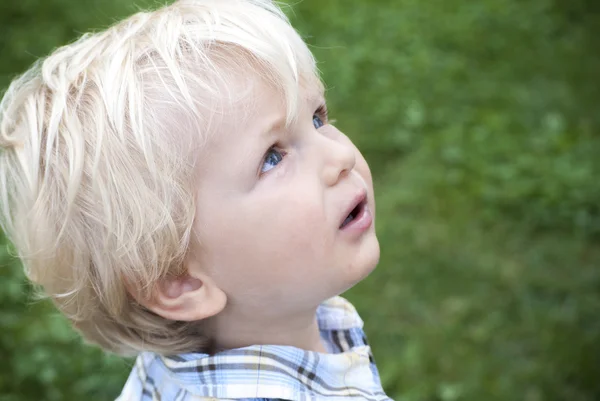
left=207, top=304, right=327, bottom=354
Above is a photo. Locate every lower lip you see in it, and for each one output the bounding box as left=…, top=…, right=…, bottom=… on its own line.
left=339, top=204, right=373, bottom=235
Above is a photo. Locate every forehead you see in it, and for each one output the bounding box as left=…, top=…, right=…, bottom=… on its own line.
left=146, top=39, right=323, bottom=159
left=204, top=63, right=324, bottom=137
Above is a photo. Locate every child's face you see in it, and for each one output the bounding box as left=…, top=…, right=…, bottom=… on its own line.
left=191, top=75, right=380, bottom=318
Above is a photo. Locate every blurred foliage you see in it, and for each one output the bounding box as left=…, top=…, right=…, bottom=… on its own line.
left=1, top=0, right=599, bottom=400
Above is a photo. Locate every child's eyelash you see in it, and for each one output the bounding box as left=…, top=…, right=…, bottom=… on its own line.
left=316, top=103, right=336, bottom=125
left=316, top=104, right=328, bottom=122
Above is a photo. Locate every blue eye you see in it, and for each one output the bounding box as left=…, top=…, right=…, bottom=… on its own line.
left=261, top=147, right=284, bottom=174
left=313, top=104, right=328, bottom=129
left=313, top=114, right=324, bottom=129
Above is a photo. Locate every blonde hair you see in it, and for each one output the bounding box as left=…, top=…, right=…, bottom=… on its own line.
left=0, top=0, right=319, bottom=356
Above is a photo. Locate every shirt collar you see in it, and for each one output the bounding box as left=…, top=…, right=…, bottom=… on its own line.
left=125, top=296, right=392, bottom=401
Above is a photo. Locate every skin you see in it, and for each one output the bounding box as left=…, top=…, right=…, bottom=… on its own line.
left=147, top=74, right=380, bottom=354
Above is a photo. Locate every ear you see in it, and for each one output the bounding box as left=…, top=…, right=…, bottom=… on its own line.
left=135, top=268, right=227, bottom=322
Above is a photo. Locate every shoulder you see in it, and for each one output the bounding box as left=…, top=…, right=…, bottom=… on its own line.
left=116, top=353, right=290, bottom=401
left=116, top=353, right=182, bottom=401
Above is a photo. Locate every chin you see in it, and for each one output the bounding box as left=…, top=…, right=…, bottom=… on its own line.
left=339, top=234, right=381, bottom=293
left=358, top=235, right=381, bottom=280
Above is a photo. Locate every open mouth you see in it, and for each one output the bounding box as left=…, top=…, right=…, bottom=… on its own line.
left=339, top=198, right=366, bottom=229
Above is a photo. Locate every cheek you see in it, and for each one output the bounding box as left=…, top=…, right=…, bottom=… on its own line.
left=341, top=133, right=373, bottom=189
left=358, top=156, right=373, bottom=185
left=355, top=150, right=375, bottom=199
left=256, top=196, right=332, bottom=271
left=199, top=193, right=332, bottom=292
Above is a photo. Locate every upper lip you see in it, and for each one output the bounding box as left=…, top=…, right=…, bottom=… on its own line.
left=339, top=188, right=368, bottom=228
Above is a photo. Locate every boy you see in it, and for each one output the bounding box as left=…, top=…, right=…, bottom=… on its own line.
left=0, top=0, right=391, bottom=399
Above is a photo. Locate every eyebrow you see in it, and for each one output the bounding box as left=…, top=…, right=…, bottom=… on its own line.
left=257, top=91, right=326, bottom=142
left=261, top=113, right=287, bottom=139
left=248, top=88, right=326, bottom=158
left=309, top=90, right=326, bottom=109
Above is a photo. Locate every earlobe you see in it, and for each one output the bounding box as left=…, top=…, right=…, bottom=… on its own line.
left=137, top=272, right=227, bottom=322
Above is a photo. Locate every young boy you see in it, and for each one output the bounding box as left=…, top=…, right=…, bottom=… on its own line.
left=0, top=0, right=391, bottom=399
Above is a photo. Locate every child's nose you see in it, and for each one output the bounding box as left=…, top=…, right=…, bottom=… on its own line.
left=320, top=137, right=356, bottom=186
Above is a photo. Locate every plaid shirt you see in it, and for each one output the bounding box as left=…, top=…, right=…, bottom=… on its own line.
left=117, top=296, right=392, bottom=401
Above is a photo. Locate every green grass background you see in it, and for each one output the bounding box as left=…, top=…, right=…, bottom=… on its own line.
left=1, top=0, right=599, bottom=400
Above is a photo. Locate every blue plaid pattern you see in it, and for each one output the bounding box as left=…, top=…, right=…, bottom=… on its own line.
left=117, top=297, right=392, bottom=400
